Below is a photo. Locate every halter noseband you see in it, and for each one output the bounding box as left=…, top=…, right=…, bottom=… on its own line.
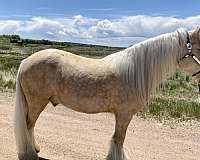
left=181, top=33, right=200, bottom=77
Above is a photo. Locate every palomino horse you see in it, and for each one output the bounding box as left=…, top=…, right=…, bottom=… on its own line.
left=15, top=27, right=200, bottom=160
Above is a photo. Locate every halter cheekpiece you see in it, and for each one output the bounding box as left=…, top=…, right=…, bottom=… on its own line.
left=181, top=33, right=200, bottom=77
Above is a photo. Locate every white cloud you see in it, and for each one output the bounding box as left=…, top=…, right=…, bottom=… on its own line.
left=0, top=20, right=22, bottom=34
left=0, top=15, right=200, bottom=47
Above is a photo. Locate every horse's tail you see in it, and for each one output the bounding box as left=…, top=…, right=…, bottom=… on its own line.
left=14, top=61, right=36, bottom=159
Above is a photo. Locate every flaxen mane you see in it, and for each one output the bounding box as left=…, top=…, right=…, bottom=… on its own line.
left=104, top=28, right=188, bottom=106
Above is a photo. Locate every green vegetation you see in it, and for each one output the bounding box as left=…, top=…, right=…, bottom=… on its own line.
left=138, top=97, right=200, bottom=122
left=0, top=34, right=199, bottom=121
left=0, top=35, right=123, bottom=56
left=137, top=70, right=200, bottom=122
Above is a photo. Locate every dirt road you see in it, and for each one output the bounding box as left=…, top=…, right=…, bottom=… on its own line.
left=0, top=92, right=200, bottom=160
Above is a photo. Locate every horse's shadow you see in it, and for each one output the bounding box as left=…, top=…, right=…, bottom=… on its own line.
left=39, top=157, right=50, bottom=160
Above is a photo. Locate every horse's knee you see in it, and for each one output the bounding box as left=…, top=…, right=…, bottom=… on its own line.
left=113, top=112, right=133, bottom=145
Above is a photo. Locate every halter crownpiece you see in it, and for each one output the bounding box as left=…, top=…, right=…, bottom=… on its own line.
left=181, top=32, right=200, bottom=77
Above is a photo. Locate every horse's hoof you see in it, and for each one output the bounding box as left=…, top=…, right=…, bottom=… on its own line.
left=35, top=144, right=40, bottom=153
left=18, top=150, right=39, bottom=160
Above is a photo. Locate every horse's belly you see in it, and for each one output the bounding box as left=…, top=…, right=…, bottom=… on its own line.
left=57, top=72, right=116, bottom=113
left=60, top=93, right=111, bottom=113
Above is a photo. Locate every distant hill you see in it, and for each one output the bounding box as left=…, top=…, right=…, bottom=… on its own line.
left=0, top=34, right=124, bottom=57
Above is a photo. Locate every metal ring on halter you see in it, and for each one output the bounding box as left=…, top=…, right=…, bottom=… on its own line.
left=186, top=42, right=192, bottom=53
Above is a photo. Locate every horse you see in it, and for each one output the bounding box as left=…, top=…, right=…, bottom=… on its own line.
left=14, top=27, right=200, bottom=160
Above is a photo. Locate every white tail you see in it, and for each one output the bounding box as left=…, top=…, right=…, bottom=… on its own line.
left=14, top=62, right=38, bottom=160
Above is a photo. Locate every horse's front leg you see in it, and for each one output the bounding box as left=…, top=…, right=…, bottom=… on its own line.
left=107, top=111, right=133, bottom=160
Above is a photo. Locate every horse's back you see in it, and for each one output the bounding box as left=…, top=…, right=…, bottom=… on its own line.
left=21, top=49, right=108, bottom=75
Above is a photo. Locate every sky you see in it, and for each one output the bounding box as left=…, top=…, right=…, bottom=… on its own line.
left=0, top=0, right=200, bottom=47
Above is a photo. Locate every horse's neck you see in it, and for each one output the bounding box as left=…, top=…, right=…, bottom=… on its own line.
left=104, top=32, right=182, bottom=106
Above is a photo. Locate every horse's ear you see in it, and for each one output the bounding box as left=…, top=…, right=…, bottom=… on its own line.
left=193, top=26, right=200, bottom=43
left=197, top=26, right=200, bottom=42
left=189, top=27, right=200, bottom=43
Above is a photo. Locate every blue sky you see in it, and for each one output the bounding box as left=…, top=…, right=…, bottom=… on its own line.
left=0, top=0, right=200, bottom=46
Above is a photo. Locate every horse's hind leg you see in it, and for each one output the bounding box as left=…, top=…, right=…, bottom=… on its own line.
left=107, top=112, right=133, bottom=160
left=26, top=97, right=49, bottom=155
left=16, top=97, right=48, bottom=160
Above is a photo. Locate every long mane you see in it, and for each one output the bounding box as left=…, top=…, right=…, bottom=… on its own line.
left=103, top=28, right=188, bottom=106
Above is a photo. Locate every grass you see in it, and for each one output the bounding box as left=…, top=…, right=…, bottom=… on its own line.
left=137, top=70, right=200, bottom=122
left=0, top=51, right=27, bottom=88
left=138, top=97, right=200, bottom=122
left=0, top=45, right=11, bottom=50
left=0, top=70, right=16, bottom=90
left=0, top=34, right=200, bottom=122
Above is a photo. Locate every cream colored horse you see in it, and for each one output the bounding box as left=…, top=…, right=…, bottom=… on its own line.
left=15, top=27, right=200, bottom=160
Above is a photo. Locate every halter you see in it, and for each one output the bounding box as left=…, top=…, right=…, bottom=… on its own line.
left=181, top=33, right=200, bottom=77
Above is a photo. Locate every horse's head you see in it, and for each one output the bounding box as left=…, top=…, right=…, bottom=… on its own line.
left=178, top=27, right=200, bottom=78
